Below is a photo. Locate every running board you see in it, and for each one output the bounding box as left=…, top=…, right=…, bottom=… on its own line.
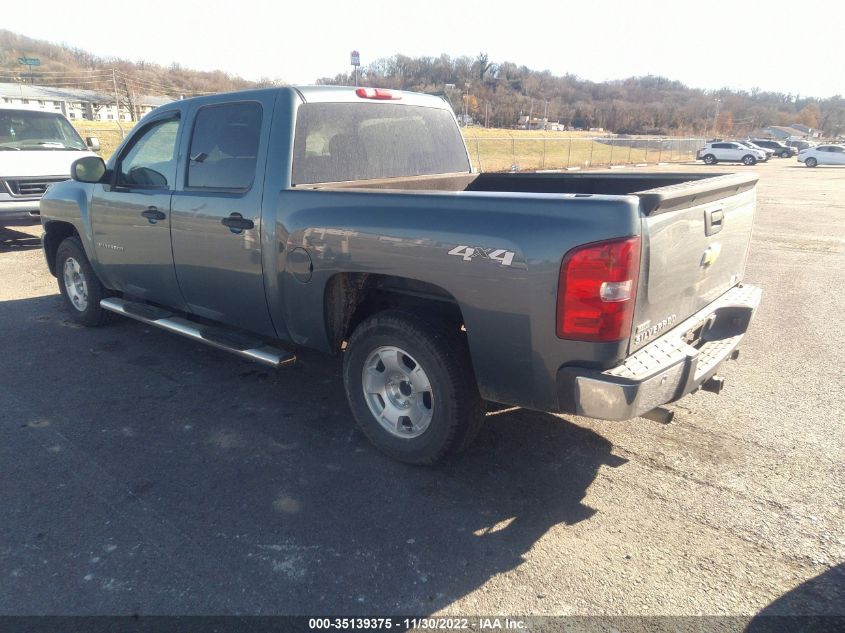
left=100, top=297, right=296, bottom=368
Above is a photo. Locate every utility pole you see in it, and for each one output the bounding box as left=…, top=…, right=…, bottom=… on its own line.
left=528, top=98, right=534, bottom=130
left=112, top=68, right=125, bottom=139
left=463, top=82, right=470, bottom=127
left=712, top=98, right=721, bottom=138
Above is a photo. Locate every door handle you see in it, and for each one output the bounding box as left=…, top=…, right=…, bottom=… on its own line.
left=221, top=213, right=254, bottom=233
left=704, top=208, right=724, bottom=236
left=141, top=206, right=166, bottom=223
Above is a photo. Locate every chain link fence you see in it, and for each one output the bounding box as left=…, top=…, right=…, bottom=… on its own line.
left=464, top=137, right=707, bottom=172
left=73, top=122, right=706, bottom=173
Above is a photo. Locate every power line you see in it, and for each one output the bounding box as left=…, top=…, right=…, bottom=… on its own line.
left=113, top=72, right=219, bottom=95
left=0, top=68, right=114, bottom=75
left=0, top=67, right=221, bottom=96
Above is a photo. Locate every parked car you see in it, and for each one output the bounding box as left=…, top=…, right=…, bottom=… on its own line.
left=0, top=105, right=99, bottom=224
left=797, top=144, right=845, bottom=167
left=786, top=139, right=814, bottom=152
left=737, top=141, right=773, bottom=161
left=39, top=86, right=762, bottom=464
left=749, top=139, right=795, bottom=158
left=697, top=141, right=767, bottom=165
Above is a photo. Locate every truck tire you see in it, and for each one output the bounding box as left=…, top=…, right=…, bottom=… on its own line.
left=702, top=154, right=717, bottom=165
left=56, top=236, right=116, bottom=327
left=742, top=154, right=757, bottom=166
left=343, top=310, right=484, bottom=464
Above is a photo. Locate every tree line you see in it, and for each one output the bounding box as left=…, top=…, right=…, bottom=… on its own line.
left=2, top=29, right=843, bottom=136
left=319, top=53, right=845, bottom=137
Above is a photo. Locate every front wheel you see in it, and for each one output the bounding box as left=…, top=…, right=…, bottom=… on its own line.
left=805, top=157, right=818, bottom=168
left=703, top=154, right=717, bottom=165
left=742, top=154, right=757, bottom=166
left=343, top=310, right=484, bottom=464
left=781, top=150, right=791, bottom=158
left=56, top=236, right=116, bottom=327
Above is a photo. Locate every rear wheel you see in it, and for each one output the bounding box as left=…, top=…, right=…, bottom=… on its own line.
left=56, top=237, right=116, bottom=327
left=703, top=154, right=717, bottom=165
left=742, top=154, right=757, bottom=166
left=805, top=157, right=818, bottom=168
left=343, top=310, right=484, bottom=464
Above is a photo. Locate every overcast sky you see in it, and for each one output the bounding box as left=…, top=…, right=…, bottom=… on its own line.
left=4, top=0, right=843, bottom=98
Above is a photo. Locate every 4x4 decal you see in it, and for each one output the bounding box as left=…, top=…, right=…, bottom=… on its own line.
left=448, top=245, right=515, bottom=267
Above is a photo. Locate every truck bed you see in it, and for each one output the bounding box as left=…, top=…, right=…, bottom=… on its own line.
left=300, top=171, right=757, bottom=215
left=296, top=169, right=759, bottom=360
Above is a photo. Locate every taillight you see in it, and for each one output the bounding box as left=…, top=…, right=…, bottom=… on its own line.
left=355, top=87, right=402, bottom=100
left=556, top=236, right=641, bottom=342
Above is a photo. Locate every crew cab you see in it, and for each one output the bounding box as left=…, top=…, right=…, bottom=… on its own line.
left=697, top=141, right=767, bottom=165
left=0, top=105, right=99, bottom=224
left=39, top=86, right=762, bottom=464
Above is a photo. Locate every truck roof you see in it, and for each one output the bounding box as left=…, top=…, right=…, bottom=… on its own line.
left=166, top=85, right=450, bottom=110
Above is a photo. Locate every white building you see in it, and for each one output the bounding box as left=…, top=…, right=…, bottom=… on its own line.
left=0, top=83, right=172, bottom=122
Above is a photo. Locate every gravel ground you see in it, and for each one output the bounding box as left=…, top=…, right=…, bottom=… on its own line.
left=0, top=159, right=842, bottom=620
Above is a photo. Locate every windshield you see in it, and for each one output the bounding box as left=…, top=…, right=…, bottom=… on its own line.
left=292, top=103, right=470, bottom=184
left=0, top=110, right=87, bottom=151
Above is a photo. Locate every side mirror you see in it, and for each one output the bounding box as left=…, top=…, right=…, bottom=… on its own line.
left=86, top=136, right=101, bottom=152
left=71, top=156, right=107, bottom=183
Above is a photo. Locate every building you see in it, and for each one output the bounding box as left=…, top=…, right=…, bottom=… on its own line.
left=517, top=115, right=565, bottom=131
left=759, top=124, right=823, bottom=140
left=0, top=82, right=172, bottom=122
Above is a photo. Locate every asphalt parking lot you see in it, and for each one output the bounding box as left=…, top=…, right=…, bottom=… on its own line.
left=1, top=159, right=843, bottom=619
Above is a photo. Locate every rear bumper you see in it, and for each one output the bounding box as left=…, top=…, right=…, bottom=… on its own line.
left=557, top=284, right=762, bottom=420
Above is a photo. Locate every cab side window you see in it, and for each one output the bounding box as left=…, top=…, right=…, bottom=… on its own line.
left=187, top=102, right=262, bottom=190
left=116, top=117, right=180, bottom=188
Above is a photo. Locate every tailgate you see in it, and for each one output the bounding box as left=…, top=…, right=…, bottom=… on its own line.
left=630, top=173, right=757, bottom=353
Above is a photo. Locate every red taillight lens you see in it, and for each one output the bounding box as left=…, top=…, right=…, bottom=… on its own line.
left=355, top=87, right=402, bottom=100
left=556, top=236, right=641, bottom=342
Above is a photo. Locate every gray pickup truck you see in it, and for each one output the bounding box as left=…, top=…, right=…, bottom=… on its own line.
left=39, top=86, right=762, bottom=464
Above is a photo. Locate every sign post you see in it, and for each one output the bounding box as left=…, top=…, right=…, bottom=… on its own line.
left=18, top=57, right=41, bottom=83
left=350, top=50, right=360, bottom=87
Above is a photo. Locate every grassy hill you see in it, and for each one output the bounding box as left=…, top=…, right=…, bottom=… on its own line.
left=3, top=29, right=843, bottom=136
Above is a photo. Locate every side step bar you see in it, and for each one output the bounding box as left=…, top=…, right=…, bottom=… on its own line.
left=100, top=297, right=296, bottom=368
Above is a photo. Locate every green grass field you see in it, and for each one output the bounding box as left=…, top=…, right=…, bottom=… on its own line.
left=72, top=121, right=135, bottom=159
left=72, top=121, right=701, bottom=171
left=463, top=134, right=700, bottom=171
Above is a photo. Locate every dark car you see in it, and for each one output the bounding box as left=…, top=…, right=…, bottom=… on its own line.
left=749, top=139, right=795, bottom=158
left=786, top=139, right=813, bottom=152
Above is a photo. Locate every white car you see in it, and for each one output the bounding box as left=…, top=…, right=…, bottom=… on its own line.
left=797, top=144, right=845, bottom=167
left=0, top=105, right=99, bottom=223
left=738, top=141, right=773, bottom=161
left=697, top=142, right=767, bottom=166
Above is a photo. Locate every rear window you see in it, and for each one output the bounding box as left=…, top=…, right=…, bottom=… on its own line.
left=292, top=103, right=470, bottom=185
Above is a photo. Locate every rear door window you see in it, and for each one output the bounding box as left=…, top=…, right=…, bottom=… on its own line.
left=187, top=102, right=262, bottom=190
